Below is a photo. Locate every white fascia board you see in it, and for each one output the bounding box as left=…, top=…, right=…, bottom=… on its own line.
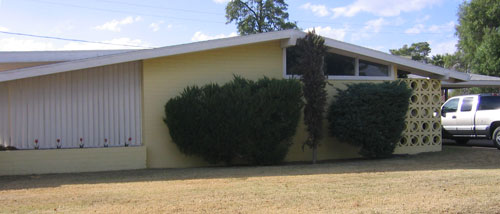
left=0, top=49, right=135, bottom=63
left=323, top=38, right=470, bottom=81
left=469, top=73, right=500, bottom=81
left=442, top=80, right=500, bottom=88
left=0, top=30, right=299, bottom=82
left=280, top=30, right=305, bottom=48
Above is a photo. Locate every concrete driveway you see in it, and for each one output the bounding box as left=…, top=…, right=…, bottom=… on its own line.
left=442, top=139, right=497, bottom=148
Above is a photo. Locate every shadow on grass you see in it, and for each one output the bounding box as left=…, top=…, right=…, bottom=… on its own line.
left=1, top=145, right=500, bottom=191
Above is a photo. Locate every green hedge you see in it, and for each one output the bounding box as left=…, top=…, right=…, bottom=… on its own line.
left=327, top=81, right=412, bottom=158
left=164, top=76, right=303, bottom=165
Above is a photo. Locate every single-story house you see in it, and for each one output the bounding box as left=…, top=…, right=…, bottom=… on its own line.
left=0, top=29, right=496, bottom=175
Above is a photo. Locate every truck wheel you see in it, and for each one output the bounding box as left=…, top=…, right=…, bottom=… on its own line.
left=493, top=127, right=500, bottom=150
left=455, top=138, right=468, bottom=145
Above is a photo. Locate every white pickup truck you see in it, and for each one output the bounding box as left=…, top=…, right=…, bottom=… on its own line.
left=441, top=94, right=500, bottom=149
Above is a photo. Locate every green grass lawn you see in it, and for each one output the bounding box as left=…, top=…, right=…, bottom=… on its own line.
left=1, top=145, right=500, bottom=213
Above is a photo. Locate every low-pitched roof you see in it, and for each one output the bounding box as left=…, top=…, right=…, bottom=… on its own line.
left=0, top=30, right=471, bottom=83
left=0, top=49, right=134, bottom=63
left=442, top=73, right=500, bottom=88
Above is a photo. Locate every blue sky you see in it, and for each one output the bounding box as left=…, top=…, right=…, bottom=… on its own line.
left=0, top=0, right=462, bottom=55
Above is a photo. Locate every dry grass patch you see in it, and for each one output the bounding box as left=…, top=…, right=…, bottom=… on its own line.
left=1, top=146, right=500, bottom=213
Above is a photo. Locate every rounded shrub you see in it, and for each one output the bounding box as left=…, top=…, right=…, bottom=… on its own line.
left=327, top=81, right=412, bottom=158
left=164, top=76, right=303, bottom=165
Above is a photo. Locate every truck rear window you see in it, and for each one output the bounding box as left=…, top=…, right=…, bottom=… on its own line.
left=478, top=96, right=500, bottom=110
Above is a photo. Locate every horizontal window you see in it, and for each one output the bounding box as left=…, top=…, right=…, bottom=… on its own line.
left=325, top=53, right=355, bottom=76
left=285, top=48, right=391, bottom=78
left=359, top=60, right=389, bottom=76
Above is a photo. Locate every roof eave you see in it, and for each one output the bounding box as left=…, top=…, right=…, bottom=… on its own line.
left=0, top=29, right=475, bottom=83
left=322, top=38, right=470, bottom=82
left=0, top=49, right=137, bottom=63
left=0, top=30, right=298, bottom=82
left=442, top=80, right=500, bottom=89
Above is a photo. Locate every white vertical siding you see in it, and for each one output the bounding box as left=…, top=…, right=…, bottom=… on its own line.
left=0, top=61, right=142, bottom=149
left=0, top=82, right=10, bottom=147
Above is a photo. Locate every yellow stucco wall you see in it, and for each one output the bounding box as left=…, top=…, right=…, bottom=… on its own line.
left=142, top=39, right=395, bottom=167
left=285, top=80, right=381, bottom=162
left=0, top=146, right=146, bottom=175
left=143, top=41, right=284, bottom=168
left=142, top=41, right=440, bottom=168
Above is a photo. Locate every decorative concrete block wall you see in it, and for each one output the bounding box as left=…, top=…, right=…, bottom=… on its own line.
left=395, top=79, right=442, bottom=154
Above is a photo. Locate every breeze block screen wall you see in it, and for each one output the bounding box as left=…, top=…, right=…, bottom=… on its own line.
left=395, top=79, right=442, bottom=154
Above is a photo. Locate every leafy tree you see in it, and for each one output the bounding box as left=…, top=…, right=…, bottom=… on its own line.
left=292, top=31, right=327, bottom=164
left=430, top=54, right=445, bottom=67
left=389, top=42, right=431, bottom=62
left=225, top=0, right=298, bottom=35
left=456, top=0, right=500, bottom=77
left=470, top=28, right=500, bottom=77
left=442, top=51, right=468, bottom=72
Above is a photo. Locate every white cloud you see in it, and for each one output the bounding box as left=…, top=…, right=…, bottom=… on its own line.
left=405, top=24, right=425, bottom=34
left=331, top=0, right=443, bottom=18
left=149, top=21, right=164, bottom=32
left=95, top=16, right=142, bottom=32
left=0, top=37, right=55, bottom=51
left=213, top=0, right=229, bottom=4
left=51, top=21, right=75, bottom=34
left=416, top=15, right=431, bottom=23
left=191, top=31, right=237, bottom=42
left=305, top=26, right=347, bottom=41
left=300, top=3, right=330, bottom=17
left=393, top=17, right=406, bottom=26
left=61, top=37, right=149, bottom=50
left=350, top=18, right=389, bottom=40
left=428, top=21, right=455, bottom=33
left=430, top=40, right=457, bottom=56
left=0, top=37, right=149, bottom=51
left=0, top=26, right=8, bottom=31
left=364, top=18, right=386, bottom=33
left=405, top=21, right=454, bottom=34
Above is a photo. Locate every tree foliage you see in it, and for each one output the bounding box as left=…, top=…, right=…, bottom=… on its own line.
left=389, top=42, right=431, bottom=62
left=225, top=0, right=298, bottom=35
left=456, top=0, right=500, bottom=77
left=327, top=81, right=412, bottom=158
left=390, top=43, right=464, bottom=70
left=442, top=51, right=468, bottom=72
left=290, top=31, right=327, bottom=163
left=164, top=76, right=303, bottom=165
left=429, top=54, right=445, bottom=68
